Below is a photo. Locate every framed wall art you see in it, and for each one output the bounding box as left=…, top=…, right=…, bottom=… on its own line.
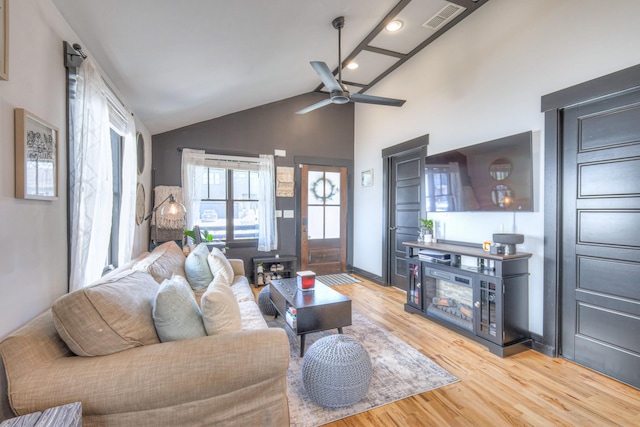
left=361, top=169, right=373, bottom=187
left=276, top=166, right=294, bottom=197
left=0, top=0, right=7, bottom=80
left=15, top=108, right=59, bottom=200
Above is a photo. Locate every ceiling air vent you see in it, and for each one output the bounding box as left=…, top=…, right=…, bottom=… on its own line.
left=422, top=3, right=466, bottom=31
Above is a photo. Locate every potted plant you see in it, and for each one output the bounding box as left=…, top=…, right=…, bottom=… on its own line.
left=419, top=218, right=434, bottom=243
left=184, top=227, right=214, bottom=244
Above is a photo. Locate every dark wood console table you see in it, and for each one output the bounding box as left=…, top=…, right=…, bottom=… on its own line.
left=403, top=241, right=532, bottom=357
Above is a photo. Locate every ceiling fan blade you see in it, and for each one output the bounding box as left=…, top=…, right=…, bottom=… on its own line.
left=350, top=93, right=406, bottom=107
left=310, top=61, right=343, bottom=92
left=295, top=98, right=333, bottom=115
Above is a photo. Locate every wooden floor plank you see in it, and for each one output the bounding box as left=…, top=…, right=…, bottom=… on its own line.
left=253, top=278, right=640, bottom=426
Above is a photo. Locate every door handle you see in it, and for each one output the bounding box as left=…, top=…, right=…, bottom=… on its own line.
left=389, top=226, right=397, bottom=231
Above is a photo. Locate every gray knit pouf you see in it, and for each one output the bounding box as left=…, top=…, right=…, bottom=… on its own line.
left=257, top=286, right=277, bottom=316
left=302, top=335, right=373, bottom=408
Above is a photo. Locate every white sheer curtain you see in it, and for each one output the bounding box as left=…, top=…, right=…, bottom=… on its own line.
left=69, top=59, right=113, bottom=291
left=258, top=154, right=277, bottom=251
left=117, top=113, right=137, bottom=265
left=181, top=148, right=206, bottom=231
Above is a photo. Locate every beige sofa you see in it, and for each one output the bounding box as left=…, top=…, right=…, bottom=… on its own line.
left=0, top=242, right=290, bottom=426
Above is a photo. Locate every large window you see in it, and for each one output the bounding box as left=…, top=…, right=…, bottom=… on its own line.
left=197, top=167, right=260, bottom=241
left=106, top=129, right=123, bottom=270
left=182, top=150, right=276, bottom=250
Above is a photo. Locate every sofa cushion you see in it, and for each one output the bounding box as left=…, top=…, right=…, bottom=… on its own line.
left=231, top=279, right=255, bottom=303
left=153, top=275, right=207, bottom=342
left=51, top=270, right=160, bottom=356
left=184, top=243, right=213, bottom=290
left=134, top=241, right=186, bottom=284
left=201, top=279, right=242, bottom=335
left=238, top=300, right=269, bottom=330
left=207, top=247, right=234, bottom=285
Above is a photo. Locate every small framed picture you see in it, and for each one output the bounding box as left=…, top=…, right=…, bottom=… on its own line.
left=0, top=0, right=7, bottom=80
left=15, top=108, right=59, bottom=200
left=361, top=169, right=373, bottom=187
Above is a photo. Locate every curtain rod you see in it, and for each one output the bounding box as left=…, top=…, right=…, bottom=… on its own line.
left=63, top=41, right=130, bottom=116
left=102, top=77, right=128, bottom=111
left=179, top=147, right=262, bottom=164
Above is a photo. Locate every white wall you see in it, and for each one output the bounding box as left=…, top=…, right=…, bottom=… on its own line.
left=0, top=0, right=150, bottom=339
left=353, top=0, right=640, bottom=336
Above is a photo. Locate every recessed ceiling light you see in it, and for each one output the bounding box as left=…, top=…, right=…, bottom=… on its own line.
left=385, top=20, right=403, bottom=32
left=346, top=62, right=359, bottom=70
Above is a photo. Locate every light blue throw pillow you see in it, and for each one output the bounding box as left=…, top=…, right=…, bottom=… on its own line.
left=152, top=275, right=207, bottom=342
left=184, top=243, right=213, bottom=290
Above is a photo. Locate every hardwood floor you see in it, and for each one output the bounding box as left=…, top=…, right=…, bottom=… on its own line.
left=255, top=277, right=640, bottom=426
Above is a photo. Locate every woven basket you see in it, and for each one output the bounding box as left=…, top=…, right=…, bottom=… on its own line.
left=302, top=335, right=372, bottom=408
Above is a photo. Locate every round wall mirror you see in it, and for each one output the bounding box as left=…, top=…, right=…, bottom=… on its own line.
left=491, top=184, right=514, bottom=209
left=489, top=158, right=512, bottom=180
left=136, top=132, right=145, bottom=175
left=135, top=183, right=146, bottom=225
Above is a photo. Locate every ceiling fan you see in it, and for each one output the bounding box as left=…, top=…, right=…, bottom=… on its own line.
left=296, top=16, right=406, bottom=115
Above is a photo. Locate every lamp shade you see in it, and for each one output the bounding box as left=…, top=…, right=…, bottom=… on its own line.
left=159, top=195, right=186, bottom=220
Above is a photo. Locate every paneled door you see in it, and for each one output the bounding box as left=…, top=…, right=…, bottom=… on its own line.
left=388, top=150, right=424, bottom=291
left=300, top=165, right=347, bottom=275
left=560, top=88, right=640, bottom=388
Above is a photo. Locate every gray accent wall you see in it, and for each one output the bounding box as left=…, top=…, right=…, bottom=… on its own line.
left=151, top=92, right=355, bottom=271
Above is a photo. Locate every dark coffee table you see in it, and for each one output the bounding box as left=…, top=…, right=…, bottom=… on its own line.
left=269, top=278, right=352, bottom=356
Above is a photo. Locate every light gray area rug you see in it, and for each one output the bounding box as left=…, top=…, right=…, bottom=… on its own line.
left=267, top=309, right=458, bottom=427
left=316, top=273, right=362, bottom=286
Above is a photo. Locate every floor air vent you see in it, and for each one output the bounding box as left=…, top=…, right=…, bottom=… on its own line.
left=422, top=3, right=466, bottom=31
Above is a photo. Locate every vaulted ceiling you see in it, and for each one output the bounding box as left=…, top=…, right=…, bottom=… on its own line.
left=52, top=0, right=487, bottom=134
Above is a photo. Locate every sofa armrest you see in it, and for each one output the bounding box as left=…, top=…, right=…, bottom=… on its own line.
left=229, top=259, right=245, bottom=277
left=7, top=328, right=289, bottom=417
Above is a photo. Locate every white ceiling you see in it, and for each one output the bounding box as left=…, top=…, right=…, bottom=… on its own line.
left=52, top=0, right=482, bottom=135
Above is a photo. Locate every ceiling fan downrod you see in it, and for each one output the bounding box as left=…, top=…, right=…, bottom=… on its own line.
left=332, top=16, right=345, bottom=87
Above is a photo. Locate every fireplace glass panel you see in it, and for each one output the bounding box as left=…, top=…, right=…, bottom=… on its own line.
left=424, top=268, right=473, bottom=332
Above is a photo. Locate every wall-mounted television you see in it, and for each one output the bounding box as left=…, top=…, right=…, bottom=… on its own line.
left=425, top=131, right=533, bottom=212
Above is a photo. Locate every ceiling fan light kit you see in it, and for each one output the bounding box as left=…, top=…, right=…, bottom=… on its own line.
left=296, top=16, right=406, bottom=114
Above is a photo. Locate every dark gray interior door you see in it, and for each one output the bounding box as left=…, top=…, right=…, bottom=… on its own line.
left=560, top=88, right=640, bottom=388
left=388, top=150, right=424, bottom=290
